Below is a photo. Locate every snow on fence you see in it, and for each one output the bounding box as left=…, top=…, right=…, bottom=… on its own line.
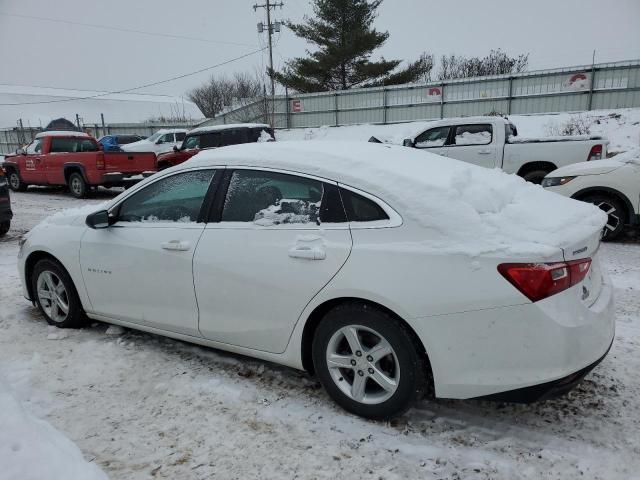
left=201, top=59, right=640, bottom=129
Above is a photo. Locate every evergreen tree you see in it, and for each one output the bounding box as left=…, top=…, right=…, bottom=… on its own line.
left=273, top=0, right=432, bottom=92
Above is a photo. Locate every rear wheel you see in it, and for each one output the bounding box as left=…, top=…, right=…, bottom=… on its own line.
left=31, top=259, right=86, bottom=328
left=312, top=303, right=428, bottom=419
left=8, top=171, right=27, bottom=192
left=0, top=220, right=9, bottom=236
left=582, top=194, right=626, bottom=241
left=68, top=172, right=88, bottom=198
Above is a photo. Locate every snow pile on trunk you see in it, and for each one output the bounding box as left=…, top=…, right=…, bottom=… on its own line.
left=0, top=375, right=107, bottom=480
left=191, top=141, right=606, bottom=257
left=614, top=147, right=640, bottom=165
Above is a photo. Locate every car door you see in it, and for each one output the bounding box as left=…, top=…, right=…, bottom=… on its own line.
left=193, top=168, right=353, bottom=353
left=443, top=123, right=498, bottom=168
left=20, top=138, right=46, bottom=184
left=413, top=126, right=450, bottom=157
left=80, top=168, right=218, bottom=336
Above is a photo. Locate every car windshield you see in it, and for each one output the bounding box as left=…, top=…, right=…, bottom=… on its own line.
left=147, top=132, right=162, bottom=143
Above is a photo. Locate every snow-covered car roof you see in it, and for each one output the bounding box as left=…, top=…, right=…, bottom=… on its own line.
left=187, top=123, right=271, bottom=135
left=186, top=141, right=605, bottom=258
left=153, top=128, right=188, bottom=135
left=35, top=131, right=91, bottom=139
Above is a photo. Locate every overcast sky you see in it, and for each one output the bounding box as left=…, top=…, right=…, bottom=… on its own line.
left=1, top=0, right=639, bottom=99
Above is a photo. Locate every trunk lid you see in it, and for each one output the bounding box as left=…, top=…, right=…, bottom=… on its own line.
left=103, top=152, right=156, bottom=173
left=561, top=228, right=603, bottom=306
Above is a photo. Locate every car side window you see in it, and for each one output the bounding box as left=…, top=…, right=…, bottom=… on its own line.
left=175, top=132, right=186, bottom=142
left=221, top=129, right=248, bottom=147
left=452, top=124, right=493, bottom=146
left=26, top=139, right=43, bottom=154
left=184, top=136, right=200, bottom=149
left=221, top=170, right=342, bottom=226
left=117, top=170, right=215, bottom=223
left=200, top=132, right=223, bottom=149
left=340, top=188, right=389, bottom=222
left=414, top=126, right=450, bottom=148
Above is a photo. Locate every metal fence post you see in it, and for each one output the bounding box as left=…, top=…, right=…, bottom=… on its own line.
left=440, top=83, right=445, bottom=119
left=101, top=113, right=106, bottom=137
left=507, top=77, right=514, bottom=115
left=383, top=87, right=388, bottom=124
left=587, top=67, right=596, bottom=111
left=285, top=87, right=291, bottom=129
left=334, top=93, right=339, bottom=126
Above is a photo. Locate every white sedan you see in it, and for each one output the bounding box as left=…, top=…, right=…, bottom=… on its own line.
left=121, top=129, right=187, bottom=155
left=18, top=141, right=614, bottom=419
left=542, top=148, right=640, bottom=240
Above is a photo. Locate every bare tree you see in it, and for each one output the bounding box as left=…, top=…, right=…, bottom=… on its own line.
left=437, top=49, right=528, bottom=80
left=188, top=72, right=264, bottom=118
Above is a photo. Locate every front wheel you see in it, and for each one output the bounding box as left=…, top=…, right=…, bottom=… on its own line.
left=312, top=303, right=428, bottom=420
left=31, top=259, right=86, bottom=328
left=583, top=194, right=626, bottom=241
left=68, top=172, right=88, bottom=198
left=8, top=171, right=27, bottom=192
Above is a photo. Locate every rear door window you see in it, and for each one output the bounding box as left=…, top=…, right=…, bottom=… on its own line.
left=175, top=132, right=186, bottom=142
left=221, top=170, right=346, bottom=225
left=452, top=124, right=493, bottom=146
left=200, top=132, right=223, bottom=149
left=221, top=129, right=248, bottom=147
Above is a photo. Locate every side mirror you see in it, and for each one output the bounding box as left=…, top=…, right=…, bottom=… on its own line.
left=86, top=210, right=110, bottom=229
left=173, top=145, right=179, bottom=152
left=402, top=138, right=415, bottom=148
left=16, top=148, right=25, bottom=155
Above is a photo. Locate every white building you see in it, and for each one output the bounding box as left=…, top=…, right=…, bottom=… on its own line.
left=0, top=84, right=204, bottom=128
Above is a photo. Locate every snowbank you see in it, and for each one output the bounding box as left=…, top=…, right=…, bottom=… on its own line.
left=190, top=141, right=606, bottom=257
left=0, top=375, right=107, bottom=480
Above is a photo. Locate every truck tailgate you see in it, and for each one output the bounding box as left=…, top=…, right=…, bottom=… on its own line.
left=103, top=152, right=156, bottom=173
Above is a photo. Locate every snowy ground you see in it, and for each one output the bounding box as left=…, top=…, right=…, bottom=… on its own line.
left=1, top=186, right=639, bottom=480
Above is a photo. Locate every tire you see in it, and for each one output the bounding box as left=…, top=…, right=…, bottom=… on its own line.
left=0, top=221, right=9, bottom=236
left=31, top=258, right=86, bottom=328
left=7, top=170, right=27, bottom=192
left=582, top=194, right=626, bottom=241
left=312, top=302, right=428, bottom=420
left=68, top=172, right=88, bottom=198
left=522, top=169, right=550, bottom=185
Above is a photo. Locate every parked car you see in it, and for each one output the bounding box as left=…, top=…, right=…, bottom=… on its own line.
left=387, top=116, right=609, bottom=184
left=0, top=166, right=13, bottom=236
left=122, top=129, right=187, bottom=155
left=18, top=141, right=613, bottom=419
left=3, top=131, right=157, bottom=198
left=98, top=134, right=146, bottom=152
left=542, top=148, right=640, bottom=240
left=155, top=123, right=274, bottom=170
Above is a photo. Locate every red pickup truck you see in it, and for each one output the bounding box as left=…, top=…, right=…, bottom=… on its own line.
left=3, top=131, right=156, bottom=198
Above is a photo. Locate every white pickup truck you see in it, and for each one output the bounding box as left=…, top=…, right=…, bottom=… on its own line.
left=391, top=116, right=609, bottom=184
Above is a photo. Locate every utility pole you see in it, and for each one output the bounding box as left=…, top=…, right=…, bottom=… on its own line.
left=254, top=0, right=283, bottom=125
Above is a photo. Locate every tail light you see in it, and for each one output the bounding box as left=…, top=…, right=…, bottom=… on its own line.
left=587, top=144, right=602, bottom=161
left=498, top=258, right=592, bottom=302
left=96, top=152, right=105, bottom=170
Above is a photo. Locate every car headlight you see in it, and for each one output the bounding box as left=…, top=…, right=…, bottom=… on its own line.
left=541, top=176, right=576, bottom=188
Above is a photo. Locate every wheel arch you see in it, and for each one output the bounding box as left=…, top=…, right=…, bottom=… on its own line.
left=572, top=186, right=636, bottom=225
left=300, top=297, right=434, bottom=391
left=24, top=250, right=73, bottom=302
left=63, top=163, right=89, bottom=184
left=516, top=161, right=558, bottom=178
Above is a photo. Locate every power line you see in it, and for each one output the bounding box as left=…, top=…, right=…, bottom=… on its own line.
left=0, top=48, right=267, bottom=106
left=0, top=12, right=258, bottom=48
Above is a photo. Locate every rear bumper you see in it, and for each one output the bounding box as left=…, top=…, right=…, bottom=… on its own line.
left=413, top=274, right=616, bottom=400
left=476, top=337, right=613, bottom=403
left=0, top=200, right=12, bottom=222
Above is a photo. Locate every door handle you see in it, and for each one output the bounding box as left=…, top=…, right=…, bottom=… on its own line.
left=288, top=246, right=326, bottom=260
left=478, top=149, right=491, bottom=154
left=161, top=240, right=191, bottom=251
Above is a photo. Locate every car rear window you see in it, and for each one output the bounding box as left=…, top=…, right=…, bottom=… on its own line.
left=340, top=188, right=389, bottom=222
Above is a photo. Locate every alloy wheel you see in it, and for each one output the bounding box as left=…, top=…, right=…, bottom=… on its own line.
left=595, top=200, right=621, bottom=238
left=9, top=173, right=20, bottom=189
left=70, top=177, right=82, bottom=196
left=325, top=325, right=399, bottom=405
left=36, top=271, right=69, bottom=323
